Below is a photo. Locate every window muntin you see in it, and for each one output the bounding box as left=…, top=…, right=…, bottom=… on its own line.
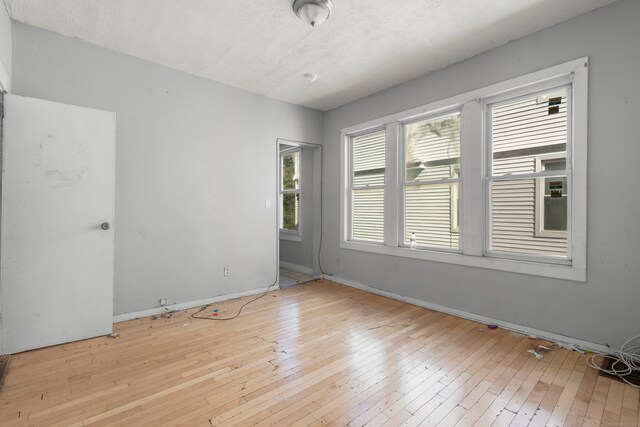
left=488, top=87, right=570, bottom=259
left=280, top=149, right=301, bottom=232
left=402, top=112, right=461, bottom=250
left=350, top=130, right=385, bottom=243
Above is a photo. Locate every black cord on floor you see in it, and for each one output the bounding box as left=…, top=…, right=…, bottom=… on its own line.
left=190, top=278, right=320, bottom=321
left=190, top=280, right=278, bottom=321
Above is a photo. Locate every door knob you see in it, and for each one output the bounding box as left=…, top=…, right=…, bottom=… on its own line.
left=101, top=222, right=111, bottom=230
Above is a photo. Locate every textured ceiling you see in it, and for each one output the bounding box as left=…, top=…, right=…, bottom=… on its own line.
left=5, top=0, right=616, bottom=111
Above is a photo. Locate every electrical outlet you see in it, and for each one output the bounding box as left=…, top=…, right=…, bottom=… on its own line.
left=159, top=297, right=168, bottom=306
left=223, top=266, right=231, bottom=276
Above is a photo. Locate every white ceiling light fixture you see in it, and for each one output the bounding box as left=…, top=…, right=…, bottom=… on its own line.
left=293, top=0, right=335, bottom=27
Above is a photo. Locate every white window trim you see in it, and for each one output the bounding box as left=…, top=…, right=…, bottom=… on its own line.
left=450, top=165, right=460, bottom=234
left=279, top=147, right=302, bottom=242
left=534, top=155, right=568, bottom=239
left=339, top=57, right=588, bottom=282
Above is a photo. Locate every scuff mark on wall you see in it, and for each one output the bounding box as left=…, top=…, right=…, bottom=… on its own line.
left=45, top=168, right=87, bottom=188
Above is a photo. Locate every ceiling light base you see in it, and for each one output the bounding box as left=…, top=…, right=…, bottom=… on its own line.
left=293, top=0, right=334, bottom=27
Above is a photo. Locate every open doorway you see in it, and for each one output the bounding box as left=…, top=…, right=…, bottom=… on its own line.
left=277, top=139, right=322, bottom=288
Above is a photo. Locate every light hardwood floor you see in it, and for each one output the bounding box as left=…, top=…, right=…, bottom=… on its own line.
left=0, top=280, right=637, bottom=426
left=279, top=268, right=315, bottom=288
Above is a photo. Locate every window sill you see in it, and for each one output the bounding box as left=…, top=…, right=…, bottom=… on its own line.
left=280, top=232, right=302, bottom=242
left=339, top=240, right=586, bottom=282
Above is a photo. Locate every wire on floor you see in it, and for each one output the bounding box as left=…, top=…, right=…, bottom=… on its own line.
left=191, top=277, right=320, bottom=321
left=586, top=333, right=640, bottom=388
left=191, top=281, right=278, bottom=321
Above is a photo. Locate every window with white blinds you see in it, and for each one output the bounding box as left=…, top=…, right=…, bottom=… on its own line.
left=488, top=87, right=570, bottom=259
left=340, top=58, right=588, bottom=281
left=350, top=130, right=385, bottom=242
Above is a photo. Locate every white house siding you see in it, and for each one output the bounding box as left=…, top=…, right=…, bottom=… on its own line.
left=350, top=91, right=568, bottom=256
left=405, top=183, right=458, bottom=248
left=352, top=188, right=384, bottom=242
left=404, top=113, right=460, bottom=249
left=352, top=131, right=385, bottom=242
left=490, top=89, right=568, bottom=257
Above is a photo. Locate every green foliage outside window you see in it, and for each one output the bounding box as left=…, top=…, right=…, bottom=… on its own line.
left=281, top=153, right=299, bottom=231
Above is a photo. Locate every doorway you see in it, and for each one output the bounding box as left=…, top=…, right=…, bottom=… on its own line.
left=277, top=139, right=322, bottom=288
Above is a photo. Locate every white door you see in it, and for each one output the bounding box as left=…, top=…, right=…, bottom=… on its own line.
left=0, top=94, right=115, bottom=354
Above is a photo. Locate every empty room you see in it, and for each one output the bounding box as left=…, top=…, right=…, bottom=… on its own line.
left=0, top=0, right=638, bottom=425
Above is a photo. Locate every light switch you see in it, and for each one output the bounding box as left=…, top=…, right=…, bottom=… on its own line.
left=265, top=199, right=272, bottom=208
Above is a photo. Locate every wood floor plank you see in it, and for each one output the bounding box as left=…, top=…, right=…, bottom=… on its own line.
left=581, top=375, right=612, bottom=427
left=0, top=280, right=633, bottom=427
left=600, top=380, right=625, bottom=426
left=619, top=385, right=639, bottom=427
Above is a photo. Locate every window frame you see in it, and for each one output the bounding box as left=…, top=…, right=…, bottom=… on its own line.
left=340, top=57, right=588, bottom=282
left=279, top=147, right=302, bottom=242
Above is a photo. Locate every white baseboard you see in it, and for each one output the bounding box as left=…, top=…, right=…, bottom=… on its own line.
left=113, top=284, right=280, bottom=323
left=325, top=274, right=610, bottom=354
left=279, top=261, right=314, bottom=276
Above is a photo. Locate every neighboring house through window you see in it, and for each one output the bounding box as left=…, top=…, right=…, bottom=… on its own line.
left=403, top=111, right=461, bottom=250
left=487, top=87, right=570, bottom=258
left=349, top=130, right=385, bottom=243
left=339, top=58, right=588, bottom=281
left=535, top=156, right=568, bottom=238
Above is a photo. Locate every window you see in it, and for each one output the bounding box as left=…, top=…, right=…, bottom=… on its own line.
left=340, top=58, right=588, bottom=281
left=402, top=112, right=461, bottom=250
left=280, top=148, right=301, bottom=239
left=349, top=130, right=385, bottom=243
left=488, top=87, right=570, bottom=258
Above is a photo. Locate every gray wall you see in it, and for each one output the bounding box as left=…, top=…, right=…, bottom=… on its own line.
left=11, top=23, right=322, bottom=315
left=0, top=2, right=10, bottom=91
left=320, top=0, right=640, bottom=348
left=279, top=145, right=315, bottom=270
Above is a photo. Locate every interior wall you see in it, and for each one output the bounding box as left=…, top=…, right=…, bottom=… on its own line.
left=320, top=0, right=640, bottom=348
left=11, top=23, right=322, bottom=315
left=279, top=145, right=315, bottom=271
left=0, top=2, right=11, bottom=91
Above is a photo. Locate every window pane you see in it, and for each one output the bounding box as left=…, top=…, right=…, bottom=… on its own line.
left=282, top=152, right=300, bottom=190
left=405, top=112, right=460, bottom=182
left=491, top=179, right=567, bottom=257
left=543, top=191, right=567, bottom=231
left=404, top=183, right=459, bottom=249
left=352, top=188, right=384, bottom=242
left=541, top=159, right=567, bottom=233
left=492, top=89, right=568, bottom=176
left=281, top=193, right=299, bottom=231
left=353, top=130, right=385, bottom=187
